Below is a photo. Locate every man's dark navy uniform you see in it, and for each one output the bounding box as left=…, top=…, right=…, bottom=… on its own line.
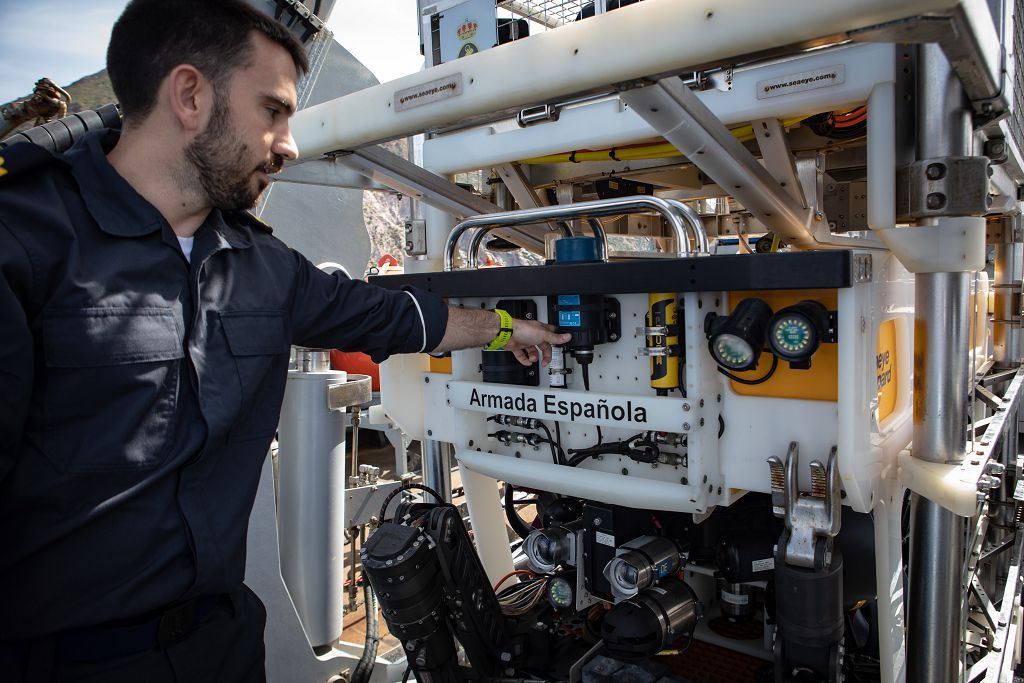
left=0, top=131, right=448, bottom=660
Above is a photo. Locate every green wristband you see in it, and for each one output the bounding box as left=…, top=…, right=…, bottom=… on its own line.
left=485, top=309, right=514, bottom=351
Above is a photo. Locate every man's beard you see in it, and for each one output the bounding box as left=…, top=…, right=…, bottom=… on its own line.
left=183, top=95, right=283, bottom=212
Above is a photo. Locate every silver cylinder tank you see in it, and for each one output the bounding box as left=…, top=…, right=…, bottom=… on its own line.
left=276, top=358, right=348, bottom=649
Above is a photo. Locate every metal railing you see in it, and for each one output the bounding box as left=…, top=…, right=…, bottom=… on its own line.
left=443, top=195, right=709, bottom=271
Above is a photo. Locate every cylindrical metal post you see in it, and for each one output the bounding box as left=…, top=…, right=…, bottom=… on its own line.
left=907, top=273, right=969, bottom=681
left=423, top=439, right=453, bottom=503
left=906, top=43, right=973, bottom=683
left=276, top=356, right=348, bottom=648
left=912, top=272, right=971, bottom=462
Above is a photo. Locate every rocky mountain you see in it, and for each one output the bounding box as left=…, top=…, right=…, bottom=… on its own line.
left=4, top=70, right=408, bottom=273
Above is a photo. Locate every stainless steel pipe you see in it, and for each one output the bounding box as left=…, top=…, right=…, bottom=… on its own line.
left=906, top=43, right=973, bottom=683
left=423, top=440, right=453, bottom=503
left=444, top=196, right=700, bottom=271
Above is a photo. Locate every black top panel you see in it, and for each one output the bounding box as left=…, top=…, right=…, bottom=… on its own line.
left=370, top=251, right=852, bottom=297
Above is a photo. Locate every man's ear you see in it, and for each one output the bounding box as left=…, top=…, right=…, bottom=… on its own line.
left=165, top=64, right=212, bottom=133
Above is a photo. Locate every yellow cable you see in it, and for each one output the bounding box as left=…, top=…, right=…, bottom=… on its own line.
left=517, top=117, right=807, bottom=165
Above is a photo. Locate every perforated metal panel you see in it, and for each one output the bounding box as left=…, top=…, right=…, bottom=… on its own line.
left=1014, top=0, right=1024, bottom=154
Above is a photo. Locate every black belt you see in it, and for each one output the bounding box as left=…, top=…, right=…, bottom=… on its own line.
left=1, top=593, right=231, bottom=666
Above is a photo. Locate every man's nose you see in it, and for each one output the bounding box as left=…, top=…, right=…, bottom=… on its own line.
left=274, top=127, right=299, bottom=162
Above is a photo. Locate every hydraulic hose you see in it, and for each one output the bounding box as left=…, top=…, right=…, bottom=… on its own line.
left=504, top=483, right=535, bottom=540
left=351, top=578, right=380, bottom=683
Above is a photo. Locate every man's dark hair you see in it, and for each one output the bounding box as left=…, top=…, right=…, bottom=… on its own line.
left=107, top=0, right=310, bottom=121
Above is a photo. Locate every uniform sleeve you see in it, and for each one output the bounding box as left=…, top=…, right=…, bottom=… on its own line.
left=288, top=249, right=448, bottom=362
left=0, top=219, right=35, bottom=484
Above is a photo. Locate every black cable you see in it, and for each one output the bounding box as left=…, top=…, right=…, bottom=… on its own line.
left=402, top=665, right=412, bottom=683
left=566, top=451, right=596, bottom=467
left=566, top=433, right=649, bottom=467
left=378, top=483, right=448, bottom=524
left=538, top=423, right=563, bottom=465
left=717, top=354, right=779, bottom=385
left=504, top=483, right=535, bottom=540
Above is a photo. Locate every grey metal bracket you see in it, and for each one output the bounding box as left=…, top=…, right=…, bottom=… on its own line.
left=768, top=442, right=841, bottom=570
left=405, top=219, right=427, bottom=257
left=345, top=479, right=405, bottom=528
left=327, top=374, right=373, bottom=412
left=620, top=77, right=816, bottom=249
left=895, top=156, right=992, bottom=220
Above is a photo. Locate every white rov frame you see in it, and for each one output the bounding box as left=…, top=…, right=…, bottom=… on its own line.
left=285, top=0, right=1023, bottom=681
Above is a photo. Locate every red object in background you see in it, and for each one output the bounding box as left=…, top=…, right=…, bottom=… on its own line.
left=330, top=350, right=380, bottom=391
left=378, top=254, right=399, bottom=268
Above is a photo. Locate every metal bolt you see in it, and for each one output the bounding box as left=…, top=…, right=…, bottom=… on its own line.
left=683, top=422, right=691, bottom=431
left=683, top=403, right=691, bottom=411
left=978, top=475, right=1000, bottom=490
left=925, top=163, right=946, bottom=180
left=699, top=399, right=705, bottom=407
left=985, top=462, right=1006, bottom=477
left=926, top=192, right=947, bottom=210
left=427, top=429, right=433, bottom=436
left=593, top=517, right=602, bottom=525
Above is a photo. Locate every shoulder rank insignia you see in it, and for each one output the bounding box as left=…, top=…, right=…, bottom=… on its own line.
left=0, top=142, right=61, bottom=181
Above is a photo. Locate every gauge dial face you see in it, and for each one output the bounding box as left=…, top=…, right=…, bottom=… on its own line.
left=548, top=577, right=573, bottom=608
left=771, top=315, right=815, bottom=358
left=713, top=333, right=755, bottom=369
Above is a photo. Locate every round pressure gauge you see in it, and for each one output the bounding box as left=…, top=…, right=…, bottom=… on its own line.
left=771, top=316, right=813, bottom=356
left=767, top=300, right=830, bottom=365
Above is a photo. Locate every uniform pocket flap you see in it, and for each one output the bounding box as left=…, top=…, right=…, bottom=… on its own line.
left=44, top=308, right=183, bottom=367
left=221, top=310, right=289, bottom=356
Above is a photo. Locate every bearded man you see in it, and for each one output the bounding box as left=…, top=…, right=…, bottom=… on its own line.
left=0, top=1, right=568, bottom=681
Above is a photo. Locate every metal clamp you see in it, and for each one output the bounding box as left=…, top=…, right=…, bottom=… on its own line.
left=768, top=442, right=841, bottom=570
left=327, top=374, right=373, bottom=412
left=895, top=156, right=992, bottom=219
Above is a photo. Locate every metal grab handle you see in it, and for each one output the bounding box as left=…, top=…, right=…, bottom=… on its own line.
left=664, top=199, right=710, bottom=255
left=443, top=195, right=708, bottom=271
left=467, top=217, right=611, bottom=269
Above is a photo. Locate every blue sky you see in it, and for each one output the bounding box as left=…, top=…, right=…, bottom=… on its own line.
left=0, top=1, right=422, bottom=104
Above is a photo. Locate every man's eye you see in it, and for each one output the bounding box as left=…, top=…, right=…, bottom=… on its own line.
left=267, top=107, right=279, bottom=119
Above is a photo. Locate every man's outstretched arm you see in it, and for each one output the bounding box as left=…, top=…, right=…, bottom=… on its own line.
left=433, top=305, right=571, bottom=367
